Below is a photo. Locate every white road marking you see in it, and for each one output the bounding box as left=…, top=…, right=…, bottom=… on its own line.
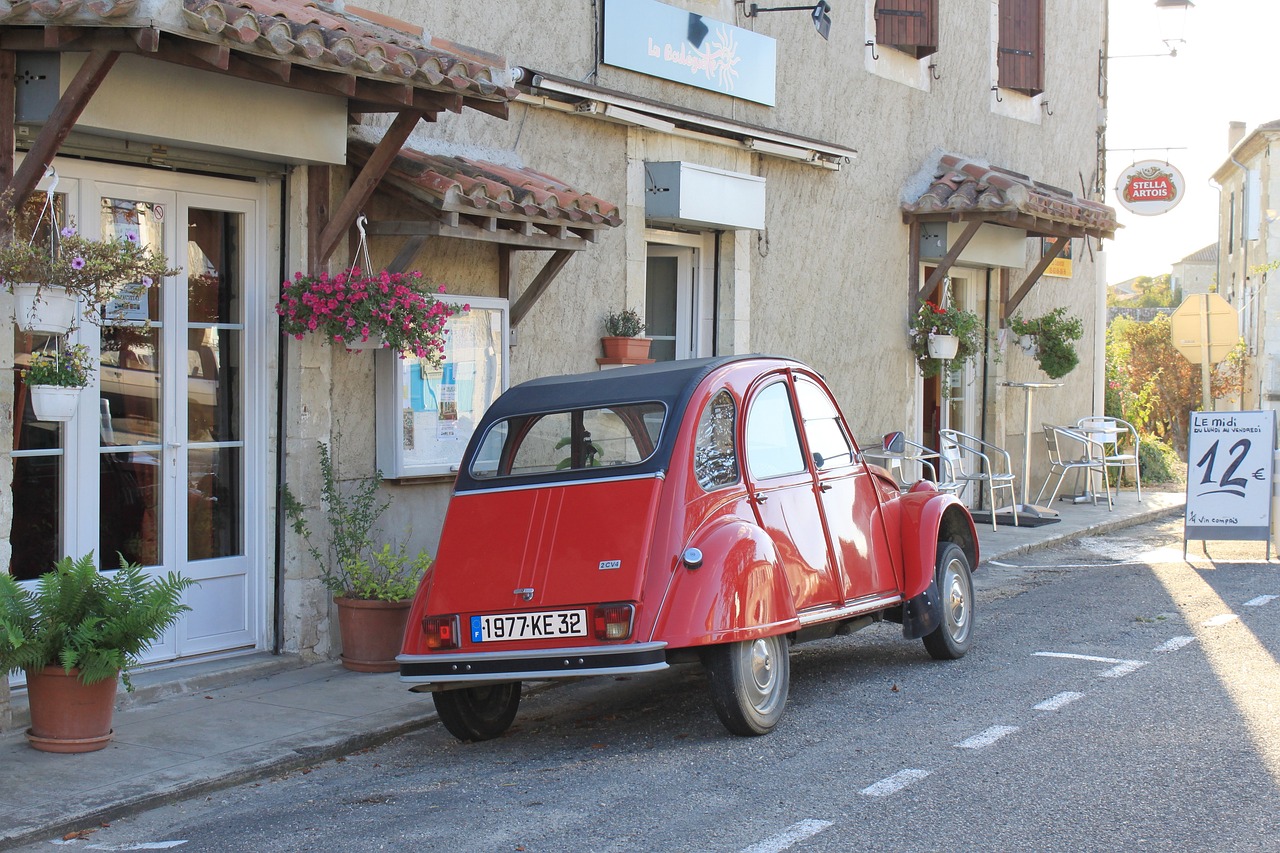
left=955, top=725, right=1020, bottom=749
left=1154, top=635, right=1195, bottom=653
left=860, top=769, right=931, bottom=797
left=1202, top=614, right=1240, bottom=627
left=51, top=843, right=188, bottom=850
left=1034, top=691, right=1084, bottom=711
left=1243, top=595, right=1277, bottom=607
left=739, top=820, right=833, bottom=853
left=1033, top=651, right=1149, bottom=678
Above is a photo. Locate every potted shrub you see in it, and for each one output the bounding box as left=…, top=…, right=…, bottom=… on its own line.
left=1008, top=308, right=1084, bottom=379
left=283, top=441, right=432, bottom=672
left=0, top=216, right=178, bottom=333
left=275, top=269, right=465, bottom=363
left=909, top=299, right=984, bottom=378
left=599, top=307, right=653, bottom=364
left=0, top=553, right=194, bottom=753
left=20, top=343, right=93, bottom=422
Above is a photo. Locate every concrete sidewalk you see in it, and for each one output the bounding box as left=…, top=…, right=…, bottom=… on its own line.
left=0, top=488, right=1185, bottom=850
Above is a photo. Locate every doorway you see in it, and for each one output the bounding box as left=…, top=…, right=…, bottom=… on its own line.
left=10, top=161, right=272, bottom=666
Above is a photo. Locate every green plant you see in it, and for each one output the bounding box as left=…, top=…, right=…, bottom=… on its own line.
left=283, top=441, right=431, bottom=601
left=0, top=208, right=178, bottom=316
left=1008, top=307, right=1084, bottom=379
left=908, top=299, right=984, bottom=378
left=1137, top=434, right=1184, bottom=485
left=0, top=553, right=194, bottom=689
left=604, top=307, right=645, bottom=337
left=21, top=343, right=93, bottom=388
left=276, top=269, right=464, bottom=364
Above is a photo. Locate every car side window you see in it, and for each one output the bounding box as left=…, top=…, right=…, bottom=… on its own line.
left=795, top=378, right=855, bottom=470
left=694, top=389, right=739, bottom=490
left=745, top=381, right=806, bottom=479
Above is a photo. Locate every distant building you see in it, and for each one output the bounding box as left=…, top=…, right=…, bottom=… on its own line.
left=1171, top=243, right=1217, bottom=298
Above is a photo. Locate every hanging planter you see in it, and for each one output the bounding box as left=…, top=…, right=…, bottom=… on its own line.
left=12, top=283, right=78, bottom=334
left=926, top=333, right=960, bottom=360
left=1017, top=334, right=1038, bottom=355
left=29, top=384, right=83, bottom=422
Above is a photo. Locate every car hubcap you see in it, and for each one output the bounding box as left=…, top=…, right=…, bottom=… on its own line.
left=943, top=558, right=970, bottom=643
left=746, top=638, right=777, bottom=709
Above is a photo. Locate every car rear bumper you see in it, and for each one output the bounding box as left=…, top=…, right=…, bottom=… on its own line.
left=398, top=641, right=669, bottom=684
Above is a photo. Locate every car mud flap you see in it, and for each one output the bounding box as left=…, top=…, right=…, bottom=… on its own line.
left=901, top=579, right=941, bottom=640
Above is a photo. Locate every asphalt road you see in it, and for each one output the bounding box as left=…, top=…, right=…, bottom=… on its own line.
left=26, top=518, right=1280, bottom=852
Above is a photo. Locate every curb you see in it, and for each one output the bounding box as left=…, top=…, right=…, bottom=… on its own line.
left=980, top=503, right=1185, bottom=565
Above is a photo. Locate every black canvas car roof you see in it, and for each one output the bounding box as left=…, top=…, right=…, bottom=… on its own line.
left=453, top=354, right=797, bottom=492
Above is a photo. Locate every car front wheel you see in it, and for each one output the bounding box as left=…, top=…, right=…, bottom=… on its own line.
left=705, top=633, right=790, bottom=736
left=432, top=682, right=522, bottom=742
left=922, top=541, right=974, bottom=660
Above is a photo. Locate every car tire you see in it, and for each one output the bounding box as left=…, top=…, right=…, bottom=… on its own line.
left=922, top=541, right=974, bottom=660
left=432, top=682, right=522, bottom=742
left=705, top=634, right=790, bottom=736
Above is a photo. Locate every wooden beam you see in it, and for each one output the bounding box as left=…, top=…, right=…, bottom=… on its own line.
left=368, top=218, right=591, bottom=251
left=498, top=245, right=511, bottom=300
left=1004, top=235, right=1069, bottom=320
left=386, top=235, right=426, bottom=274
left=907, top=217, right=921, bottom=324
left=8, top=49, right=117, bottom=206
left=0, top=51, right=15, bottom=200
left=920, top=220, right=982, bottom=297
left=307, top=165, right=329, bottom=272
left=316, top=110, right=422, bottom=264
left=510, top=249, right=574, bottom=328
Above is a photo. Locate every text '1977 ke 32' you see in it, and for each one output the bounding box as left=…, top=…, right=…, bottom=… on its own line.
left=399, top=355, right=979, bottom=740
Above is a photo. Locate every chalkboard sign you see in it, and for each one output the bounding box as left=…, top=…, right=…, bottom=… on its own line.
left=1184, top=410, right=1275, bottom=554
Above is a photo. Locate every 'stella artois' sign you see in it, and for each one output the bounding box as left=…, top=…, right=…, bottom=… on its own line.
left=1115, top=160, right=1185, bottom=216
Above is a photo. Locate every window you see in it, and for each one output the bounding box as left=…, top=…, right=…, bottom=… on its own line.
left=470, top=403, right=665, bottom=480
left=794, top=378, right=855, bottom=470
left=694, top=389, right=739, bottom=490
left=997, top=0, right=1044, bottom=97
left=745, top=382, right=806, bottom=480
left=874, top=0, right=937, bottom=59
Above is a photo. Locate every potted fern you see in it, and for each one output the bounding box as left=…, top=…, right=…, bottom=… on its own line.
left=0, top=553, right=194, bottom=752
left=283, top=441, right=432, bottom=672
left=1007, top=308, right=1084, bottom=379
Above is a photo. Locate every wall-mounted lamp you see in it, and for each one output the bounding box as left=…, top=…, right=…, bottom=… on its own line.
left=1154, top=0, right=1194, bottom=8
left=742, top=1, right=831, bottom=40
left=1106, top=38, right=1183, bottom=60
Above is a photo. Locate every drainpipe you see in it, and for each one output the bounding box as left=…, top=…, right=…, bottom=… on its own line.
left=1229, top=154, right=1253, bottom=405
left=272, top=179, right=289, bottom=656
left=712, top=230, right=722, bottom=355
left=978, top=268, right=993, bottom=512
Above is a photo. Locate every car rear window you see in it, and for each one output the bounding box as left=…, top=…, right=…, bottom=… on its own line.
left=470, top=403, right=666, bottom=480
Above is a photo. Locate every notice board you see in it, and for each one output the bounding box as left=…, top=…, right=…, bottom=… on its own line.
left=375, top=297, right=508, bottom=478
left=1184, top=410, right=1275, bottom=546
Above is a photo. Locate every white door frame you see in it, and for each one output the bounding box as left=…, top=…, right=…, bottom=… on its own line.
left=645, top=228, right=716, bottom=360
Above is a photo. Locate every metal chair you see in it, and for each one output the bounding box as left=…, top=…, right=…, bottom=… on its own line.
left=937, top=428, right=1019, bottom=531
left=1077, top=416, right=1141, bottom=502
left=1035, top=425, right=1112, bottom=510
left=865, top=431, right=940, bottom=492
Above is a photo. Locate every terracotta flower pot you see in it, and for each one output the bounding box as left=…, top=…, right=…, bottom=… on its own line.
left=25, top=665, right=119, bottom=753
left=598, top=336, right=654, bottom=366
left=334, top=596, right=412, bottom=672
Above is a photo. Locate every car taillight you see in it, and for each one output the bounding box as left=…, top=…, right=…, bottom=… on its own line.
left=422, top=615, right=460, bottom=650
left=592, top=603, right=634, bottom=641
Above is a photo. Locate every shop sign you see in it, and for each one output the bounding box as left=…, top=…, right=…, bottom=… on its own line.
left=1041, top=237, right=1073, bottom=279
left=603, top=0, right=777, bottom=106
left=1115, top=160, right=1185, bottom=216
left=1184, top=410, right=1275, bottom=547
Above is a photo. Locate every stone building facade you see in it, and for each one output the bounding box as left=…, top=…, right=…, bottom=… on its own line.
left=0, top=0, right=1114, bottom=726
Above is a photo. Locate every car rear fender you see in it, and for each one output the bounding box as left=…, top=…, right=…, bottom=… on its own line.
left=648, top=517, right=799, bottom=648
left=899, top=487, right=979, bottom=600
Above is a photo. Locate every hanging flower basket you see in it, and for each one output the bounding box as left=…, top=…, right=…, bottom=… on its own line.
left=29, top=384, right=83, bottom=422
left=12, top=283, right=77, bottom=334
left=276, top=269, right=464, bottom=364
left=926, top=333, right=960, bottom=360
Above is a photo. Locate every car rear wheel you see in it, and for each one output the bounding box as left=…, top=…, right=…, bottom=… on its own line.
left=922, top=541, right=974, bottom=660
left=705, top=634, right=790, bottom=736
left=432, top=682, right=522, bottom=742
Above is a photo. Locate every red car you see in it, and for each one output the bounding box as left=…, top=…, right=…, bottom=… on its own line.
left=400, top=355, right=979, bottom=739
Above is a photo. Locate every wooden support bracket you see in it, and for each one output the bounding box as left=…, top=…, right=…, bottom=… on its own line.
left=510, top=249, right=575, bottom=328
left=1004, top=235, right=1069, bottom=321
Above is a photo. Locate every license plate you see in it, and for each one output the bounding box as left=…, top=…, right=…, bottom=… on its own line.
left=470, top=609, right=588, bottom=643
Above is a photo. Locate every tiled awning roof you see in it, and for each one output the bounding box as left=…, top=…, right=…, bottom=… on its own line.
left=355, top=140, right=621, bottom=246
left=0, top=0, right=516, bottom=115
left=903, top=153, right=1118, bottom=240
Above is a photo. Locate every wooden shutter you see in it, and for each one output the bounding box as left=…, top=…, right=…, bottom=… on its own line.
left=997, top=0, right=1044, bottom=96
left=874, top=0, right=937, bottom=60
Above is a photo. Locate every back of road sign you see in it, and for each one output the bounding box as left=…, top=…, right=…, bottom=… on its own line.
left=1170, top=293, right=1238, bottom=365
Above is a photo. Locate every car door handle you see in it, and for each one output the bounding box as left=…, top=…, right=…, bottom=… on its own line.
left=818, top=483, right=832, bottom=492
left=750, top=493, right=768, bottom=504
